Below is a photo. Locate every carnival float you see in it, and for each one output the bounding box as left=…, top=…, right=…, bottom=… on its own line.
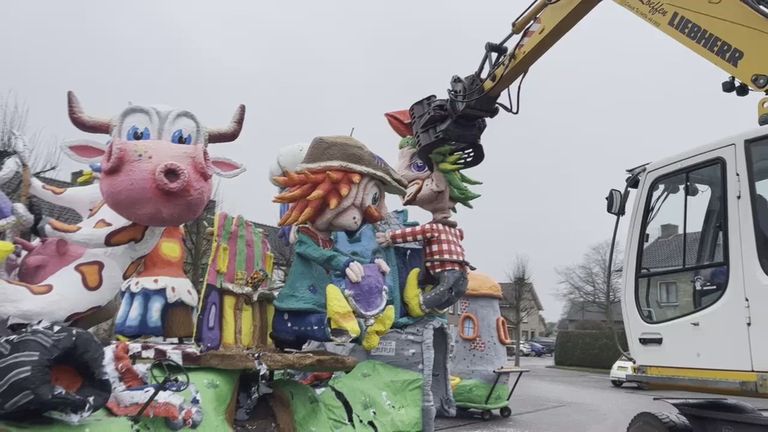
left=0, top=92, right=521, bottom=432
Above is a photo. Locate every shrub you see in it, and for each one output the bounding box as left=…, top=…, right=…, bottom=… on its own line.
left=554, top=329, right=628, bottom=370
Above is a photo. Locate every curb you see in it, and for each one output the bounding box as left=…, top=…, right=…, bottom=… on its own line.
left=546, top=365, right=609, bottom=374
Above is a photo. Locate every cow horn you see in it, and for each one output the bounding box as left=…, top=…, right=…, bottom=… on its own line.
left=67, top=91, right=112, bottom=135
left=207, top=105, right=246, bottom=144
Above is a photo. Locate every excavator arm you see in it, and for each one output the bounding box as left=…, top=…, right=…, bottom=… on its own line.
left=406, top=0, right=768, bottom=171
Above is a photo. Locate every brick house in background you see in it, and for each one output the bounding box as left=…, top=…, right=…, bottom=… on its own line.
left=558, top=301, right=624, bottom=331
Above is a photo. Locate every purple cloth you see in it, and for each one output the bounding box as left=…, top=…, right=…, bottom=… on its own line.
left=0, top=192, right=13, bottom=219
left=345, top=263, right=387, bottom=317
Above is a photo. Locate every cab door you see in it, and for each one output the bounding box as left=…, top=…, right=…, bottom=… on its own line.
left=740, top=134, right=768, bottom=372
left=624, top=144, right=752, bottom=371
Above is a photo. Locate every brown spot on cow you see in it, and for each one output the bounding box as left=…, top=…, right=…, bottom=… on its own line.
left=42, top=184, right=67, bottom=195
left=48, top=219, right=81, bottom=233
left=75, top=261, right=105, bottom=291
left=88, top=201, right=106, bottom=218
left=94, top=219, right=113, bottom=228
left=105, top=223, right=148, bottom=247
left=123, top=257, right=145, bottom=280
left=65, top=305, right=102, bottom=323
left=3, top=279, right=53, bottom=295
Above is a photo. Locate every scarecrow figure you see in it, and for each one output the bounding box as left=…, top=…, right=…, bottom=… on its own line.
left=271, top=136, right=407, bottom=350
left=377, top=111, right=481, bottom=317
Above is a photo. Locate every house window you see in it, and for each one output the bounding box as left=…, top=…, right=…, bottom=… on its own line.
left=459, top=313, right=479, bottom=340
left=657, top=281, right=679, bottom=305
left=522, top=330, right=529, bottom=340
left=496, top=317, right=512, bottom=345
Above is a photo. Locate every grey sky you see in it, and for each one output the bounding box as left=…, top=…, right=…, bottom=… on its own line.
left=1, top=1, right=761, bottom=321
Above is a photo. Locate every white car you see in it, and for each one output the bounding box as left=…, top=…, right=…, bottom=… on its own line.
left=609, top=356, right=635, bottom=387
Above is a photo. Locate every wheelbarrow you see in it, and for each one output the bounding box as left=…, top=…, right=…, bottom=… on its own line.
left=454, top=367, right=529, bottom=421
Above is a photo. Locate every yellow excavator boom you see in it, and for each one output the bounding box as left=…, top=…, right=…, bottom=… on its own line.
left=482, top=0, right=768, bottom=122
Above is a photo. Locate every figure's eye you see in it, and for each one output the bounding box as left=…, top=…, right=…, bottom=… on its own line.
left=171, top=129, right=193, bottom=145
left=363, top=183, right=383, bottom=207
left=410, top=158, right=427, bottom=173
left=371, top=191, right=380, bottom=205
left=126, top=126, right=151, bottom=141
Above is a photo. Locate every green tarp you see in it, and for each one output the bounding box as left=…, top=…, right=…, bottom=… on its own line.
left=273, top=360, right=423, bottom=432
left=0, top=368, right=239, bottom=432
left=453, top=378, right=509, bottom=410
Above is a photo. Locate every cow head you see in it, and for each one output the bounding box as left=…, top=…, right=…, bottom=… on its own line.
left=61, top=91, right=246, bottom=226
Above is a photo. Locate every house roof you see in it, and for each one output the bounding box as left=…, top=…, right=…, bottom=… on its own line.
left=642, top=231, right=723, bottom=270
left=251, top=222, right=292, bottom=267
left=499, top=281, right=544, bottom=311
left=465, top=272, right=502, bottom=299
left=565, top=301, right=623, bottom=322
left=1, top=172, right=82, bottom=225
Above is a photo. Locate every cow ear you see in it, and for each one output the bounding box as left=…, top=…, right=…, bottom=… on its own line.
left=211, top=156, right=246, bottom=178
left=61, top=139, right=108, bottom=163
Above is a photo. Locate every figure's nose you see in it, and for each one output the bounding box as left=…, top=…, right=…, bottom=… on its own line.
left=155, top=162, right=189, bottom=192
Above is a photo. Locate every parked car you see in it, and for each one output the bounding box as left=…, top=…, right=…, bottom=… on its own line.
left=530, top=337, right=555, bottom=354
left=528, top=341, right=547, bottom=357
left=506, top=341, right=531, bottom=357
left=609, top=355, right=635, bottom=387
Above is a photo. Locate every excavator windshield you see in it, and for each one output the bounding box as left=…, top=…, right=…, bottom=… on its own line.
left=746, top=137, right=768, bottom=273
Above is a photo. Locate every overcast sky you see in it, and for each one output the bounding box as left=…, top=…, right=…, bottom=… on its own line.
left=1, top=1, right=761, bottom=321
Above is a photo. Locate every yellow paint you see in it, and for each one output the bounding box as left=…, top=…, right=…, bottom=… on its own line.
left=450, top=376, right=462, bottom=391
left=158, top=239, right=182, bottom=261
left=266, top=303, right=275, bottom=346
left=326, top=284, right=360, bottom=338
left=217, top=245, right=229, bottom=273
left=265, top=252, right=274, bottom=276
left=242, top=301, right=254, bottom=348
left=362, top=305, right=395, bottom=351
left=0, top=241, right=14, bottom=261
left=644, top=366, right=757, bottom=382
left=222, top=294, right=236, bottom=347
left=403, top=268, right=424, bottom=318
left=466, top=272, right=503, bottom=299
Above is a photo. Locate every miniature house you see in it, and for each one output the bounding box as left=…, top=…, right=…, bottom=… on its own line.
left=450, top=272, right=513, bottom=408
left=196, top=212, right=274, bottom=351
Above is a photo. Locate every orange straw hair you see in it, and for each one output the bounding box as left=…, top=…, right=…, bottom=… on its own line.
left=273, top=169, right=363, bottom=226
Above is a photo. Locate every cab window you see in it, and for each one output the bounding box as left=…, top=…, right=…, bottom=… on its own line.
left=636, top=160, right=728, bottom=323
left=746, top=137, right=768, bottom=275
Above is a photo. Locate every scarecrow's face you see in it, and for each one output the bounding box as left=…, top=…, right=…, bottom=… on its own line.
left=397, top=147, right=453, bottom=213
left=313, top=176, right=387, bottom=233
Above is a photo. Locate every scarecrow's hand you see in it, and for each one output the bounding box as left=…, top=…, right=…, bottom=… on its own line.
left=374, top=258, right=390, bottom=275
left=345, top=261, right=365, bottom=283
left=375, top=232, right=392, bottom=247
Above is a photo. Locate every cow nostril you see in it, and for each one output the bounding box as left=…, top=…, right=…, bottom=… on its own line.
left=164, top=168, right=181, bottom=183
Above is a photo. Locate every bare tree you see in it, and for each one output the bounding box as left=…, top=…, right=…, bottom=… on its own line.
left=183, top=197, right=219, bottom=291
left=557, top=240, right=627, bottom=354
left=501, top=255, right=537, bottom=367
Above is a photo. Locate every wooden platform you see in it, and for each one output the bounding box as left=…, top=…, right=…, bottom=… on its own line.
left=123, top=342, right=358, bottom=372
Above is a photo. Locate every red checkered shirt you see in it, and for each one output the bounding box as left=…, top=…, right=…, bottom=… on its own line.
left=387, top=222, right=468, bottom=274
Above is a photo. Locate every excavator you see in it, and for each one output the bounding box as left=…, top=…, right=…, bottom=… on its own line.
left=388, top=1, right=768, bottom=430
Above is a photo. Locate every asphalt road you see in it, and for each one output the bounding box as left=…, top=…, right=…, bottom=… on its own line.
left=435, top=356, right=768, bottom=432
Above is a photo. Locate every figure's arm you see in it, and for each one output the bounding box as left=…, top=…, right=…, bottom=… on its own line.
left=385, top=224, right=434, bottom=245
left=30, top=177, right=103, bottom=219
left=294, top=232, right=354, bottom=272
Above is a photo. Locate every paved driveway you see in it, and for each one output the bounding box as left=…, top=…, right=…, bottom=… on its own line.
left=435, top=356, right=768, bottom=431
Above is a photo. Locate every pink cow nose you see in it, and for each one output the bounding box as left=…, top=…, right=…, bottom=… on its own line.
left=155, top=162, right=190, bottom=193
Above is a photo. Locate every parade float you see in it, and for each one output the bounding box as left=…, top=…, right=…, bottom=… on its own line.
left=0, top=92, right=515, bottom=432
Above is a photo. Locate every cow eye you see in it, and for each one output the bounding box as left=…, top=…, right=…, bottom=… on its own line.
left=126, top=126, right=151, bottom=141
left=171, top=129, right=193, bottom=145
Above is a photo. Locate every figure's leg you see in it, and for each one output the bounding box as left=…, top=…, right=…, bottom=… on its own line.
left=146, top=291, right=166, bottom=336
left=422, top=270, right=464, bottom=311
left=445, top=270, right=468, bottom=306
left=114, top=291, right=134, bottom=334
left=123, top=290, right=147, bottom=336
left=326, top=283, right=360, bottom=342
left=362, top=305, right=395, bottom=351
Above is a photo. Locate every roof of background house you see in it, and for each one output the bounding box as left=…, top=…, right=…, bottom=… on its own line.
left=642, top=231, right=723, bottom=270
left=499, top=281, right=544, bottom=311
left=1, top=172, right=82, bottom=225
left=565, top=301, right=623, bottom=322
left=252, top=222, right=292, bottom=267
